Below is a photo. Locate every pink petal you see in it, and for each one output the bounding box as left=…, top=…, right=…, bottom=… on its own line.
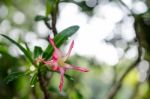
left=51, top=65, right=59, bottom=71
left=73, top=66, right=89, bottom=72
left=35, top=56, right=44, bottom=63
left=43, top=60, right=53, bottom=65
left=48, top=35, right=64, bottom=60
left=52, top=50, right=59, bottom=61
left=59, top=67, right=65, bottom=92
left=48, top=35, right=57, bottom=49
left=43, top=60, right=59, bottom=71
left=64, top=64, right=89, bottom=72
left=64, top=40, right=74, bottom=61
left=52, top=49, right=64, bottom=60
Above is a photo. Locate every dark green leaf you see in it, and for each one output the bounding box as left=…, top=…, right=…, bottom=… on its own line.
left=64, top=74, right=74, bottom=82
left=25, top=43, right=32, bottom=58
left=30, top=73, right=38, bottom=86
left=35, top=15, right=49, bottom=21
left=45, top=0, right=59, bottom=16
left=76, top=90, right=83, bottom=99
left=34, top=46, right=43, bottom=58
left=46, top=0, right=53, bottom=16
left=4, top=72, right=25, bottom=84
left=0, top=34, right=33, bottom=63
left=49, top=87, right=59, bottom=93
left=42, top=25, right=79, bottom=59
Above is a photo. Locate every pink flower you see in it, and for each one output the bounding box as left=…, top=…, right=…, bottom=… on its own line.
left=43, top=35, right=89, bottom=92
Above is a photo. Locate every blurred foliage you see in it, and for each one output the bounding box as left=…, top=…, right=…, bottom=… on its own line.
left=134, top=10, right=150, bottom=62
left=0, top=0, right=150, bottom=99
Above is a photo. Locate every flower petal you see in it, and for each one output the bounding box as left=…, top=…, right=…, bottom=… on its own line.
left=48, top=35, right=57, bottom=49
left=48, top=35, right=64, bottom=60
left=64, top=64, right=89, bottom=72
left=63, top=40, right=74, bottom=61
left=43, top=60, right=53, bottom=65
left=73, top=66, right=89, bottom=72
left=59, top=67, right=65, bottom=92
left=52, top=50, right=59, bottom=61
left=43, top=60, right=59, bottom=71
left=35, top=56, right=44, bottom=63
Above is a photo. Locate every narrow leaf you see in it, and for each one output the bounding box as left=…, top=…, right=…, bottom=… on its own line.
left=4, top=72, right=25, bottom=84
left=46, top=0, right=53, bottom=16
left=25, top=43, right=32, bottom=57
left=34, top=46, right=43, bottom=58
left=64, top=74, right=74, bottom=82
left=49, top=87, right=59, bottom=93
left=30, top=73, right=38, bottom=87
left=0, top=34, right=33, bottom=63
left=35, top=15, right=49, bottom=21
left=42, top=25, right=79, bottom=59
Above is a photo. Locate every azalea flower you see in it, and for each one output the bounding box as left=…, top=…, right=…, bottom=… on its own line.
left=40, top=35, right=89, bottom=92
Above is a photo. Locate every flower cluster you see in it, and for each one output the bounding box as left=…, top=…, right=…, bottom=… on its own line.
left=36, top=35, right=89, bottom=92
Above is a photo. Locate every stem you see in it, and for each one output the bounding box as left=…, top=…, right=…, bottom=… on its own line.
left=117, top=0, right=134, bottom=15
left=145, top=62, right=150, bottom=99
left=106, top=0, right=142, bottom=99
left=51, top=12, right=57, bottom=36
left=106, top=20, right=142, bottom=99
left=44, top=20, right=52, bottom=30
left=38, top=68, right=49, bottom=99
left=44, top=3, right=58, bottom=36
left=106, top=46, right=141, bottom=99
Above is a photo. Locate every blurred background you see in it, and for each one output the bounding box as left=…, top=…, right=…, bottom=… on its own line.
left=0, top=0, right=150, bottom=99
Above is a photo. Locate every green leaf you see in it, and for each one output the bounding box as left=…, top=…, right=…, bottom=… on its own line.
left=4, top=72, right=25, bottom=84
left=42, top=25, right=79, bottom=59
left=76, top=90, right=83, bottom=99
left=25, top=43, right=32, bottom=57
left=30, top=73, right=38, bottom=87
left=144, top=50, right=150, bottom=61
left=35, top=15, right=49, bottom=21
left=46, top=0, right=53, bottom=16
left=0, top=34, right=33, bottom=63
left=49, top=87, right=59, bottom=93
left=64, top=74, right=74, bottom=82
left=34, top=46, right=43, bottom=58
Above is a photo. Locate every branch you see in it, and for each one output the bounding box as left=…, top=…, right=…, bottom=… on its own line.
left=117, top=0, right=134, bottom=16
left=44, top=7, right=58, bottom=36
left=44, top=20, right=52, bottom=30
left=106, top=45, right=141, bottom=99
left=51, top=12, right=57, bottom=36
left=106, top=18, right=142, bottom=99
left=106, top=0, right=143, bottom=98
left=38, top=69, right=49, bottom=99
left=144, top=63, right=150, bottom=99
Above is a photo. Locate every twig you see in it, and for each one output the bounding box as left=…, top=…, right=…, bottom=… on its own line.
left=106, top=45, right=141, bottom=99
left=145, top=63, right=150, bottom=99
left=44, top=5, right=58, bottom=36
left=44, top=20, right=52, bottom=30
left=106, top=18, right=142, bottom=99
left=51, top=12, right=57, bottom=36
left=38, top=68, right=49, bottom=99
left=106, top=0, right=143, bottom=98
left=117, top=0, right=134, bottom=16
left=38, top=1, right=59, bottom=98
left=44, top=14, right=57, bottom=36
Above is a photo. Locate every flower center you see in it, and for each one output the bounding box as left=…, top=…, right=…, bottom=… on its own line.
left=57, top=58, right=65, bottom=67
